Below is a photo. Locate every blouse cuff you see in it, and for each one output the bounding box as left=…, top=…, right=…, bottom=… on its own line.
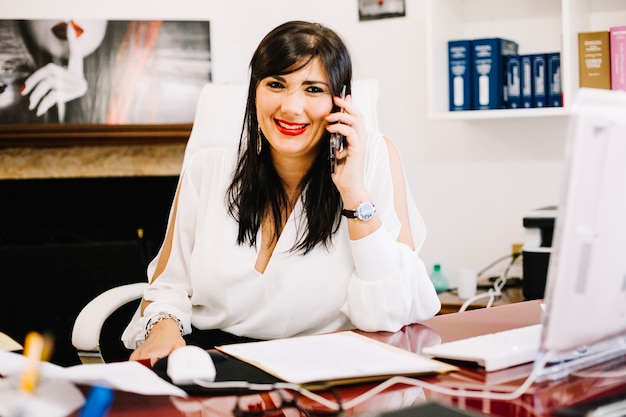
left=142, top=302, right=192, bottom=337
left=350, top=226, right=402, bottom=282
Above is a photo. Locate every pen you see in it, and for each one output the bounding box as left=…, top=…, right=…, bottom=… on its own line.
left=80, top=385, right=114, bottom=417
left=18, top=331, right=53, bottom=394
left=18, top=332, right=44, bottom=394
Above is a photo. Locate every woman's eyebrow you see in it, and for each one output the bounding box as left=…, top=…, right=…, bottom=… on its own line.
left=266, top=75, right=329, bottom=89
left=302, top=80, right=330, bottom=88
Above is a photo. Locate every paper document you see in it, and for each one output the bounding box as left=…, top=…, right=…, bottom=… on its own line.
left=0, top=378, right=84, bottom=417
left=0, top=332, right=23, bottom=351
left=0, top=350, right=187, bottom=397
left=217, top=331, right=457, bottom=388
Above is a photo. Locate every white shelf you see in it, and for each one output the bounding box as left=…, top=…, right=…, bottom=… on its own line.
left=429, top=107, right=568, bottom=121
left=426, top=0, right=626, bottom=120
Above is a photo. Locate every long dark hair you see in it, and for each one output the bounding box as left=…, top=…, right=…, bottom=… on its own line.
left=226, top=20, right=352, bottom=254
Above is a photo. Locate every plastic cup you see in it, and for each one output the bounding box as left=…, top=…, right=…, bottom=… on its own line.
left=456, top=268, right=478, bottom=299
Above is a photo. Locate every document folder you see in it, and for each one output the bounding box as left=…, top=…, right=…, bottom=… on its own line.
left=216, top=331, right=457, bottom=390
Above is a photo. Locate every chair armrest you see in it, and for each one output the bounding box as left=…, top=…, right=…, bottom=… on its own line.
left=71, top=282, right=148, bottom=352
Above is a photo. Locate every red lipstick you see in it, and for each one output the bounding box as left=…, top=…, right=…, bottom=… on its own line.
left=51, top=20, right=84, bottom=40
left=275, top=119, right=307, bottom=136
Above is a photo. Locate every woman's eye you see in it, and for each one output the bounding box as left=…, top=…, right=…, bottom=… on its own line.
left=267, top=81, right=284, bottom=90
left=306, top=86, right=325, bottom=94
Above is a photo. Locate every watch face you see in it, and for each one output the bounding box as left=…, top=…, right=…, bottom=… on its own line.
left=356, top=202, right=375, bottom=221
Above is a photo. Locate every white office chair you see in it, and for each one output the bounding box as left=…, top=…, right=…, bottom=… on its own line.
left=71, top=80, right=380, bottom=363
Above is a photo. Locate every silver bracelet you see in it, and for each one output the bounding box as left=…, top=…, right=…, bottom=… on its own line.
left=145, top=312, right=184, bottom=340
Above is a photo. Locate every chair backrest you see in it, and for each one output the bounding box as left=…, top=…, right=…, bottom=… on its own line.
left=183, top=79, right=380, bottom=160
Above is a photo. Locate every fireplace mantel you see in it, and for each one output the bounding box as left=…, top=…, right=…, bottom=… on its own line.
left=0, top=144, right=186, bottom=180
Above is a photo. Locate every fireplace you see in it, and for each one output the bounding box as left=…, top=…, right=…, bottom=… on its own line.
left=0, top=175, right=179, bottom=365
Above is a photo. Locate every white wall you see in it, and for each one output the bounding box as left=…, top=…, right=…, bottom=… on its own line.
left=4, top=0, right=567, bottom=285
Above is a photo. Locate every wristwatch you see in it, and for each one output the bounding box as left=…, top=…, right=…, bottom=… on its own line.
left=342, top=201, right=376, bottom=221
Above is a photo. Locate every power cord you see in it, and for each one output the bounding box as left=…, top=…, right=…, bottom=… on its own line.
left=193, top=350, right=556, bottom=409
left=458, top=251, right=522, bottom=312
left=476, top=252, right=519, bottom=278
left=342, top=350, right=555, bottom=406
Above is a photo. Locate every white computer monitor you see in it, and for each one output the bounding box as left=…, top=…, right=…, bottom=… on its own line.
left=539, top=88, right=626, bottom=361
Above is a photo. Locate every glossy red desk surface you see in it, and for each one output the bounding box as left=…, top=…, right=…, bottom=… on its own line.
left=73, top=301, right=626, bottom=417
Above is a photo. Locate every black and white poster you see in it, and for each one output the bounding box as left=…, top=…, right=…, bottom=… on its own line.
left=0, top=19, right=211, bottom=126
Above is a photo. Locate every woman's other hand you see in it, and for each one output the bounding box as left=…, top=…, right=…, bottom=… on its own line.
left=129, top=319, right=186, bottom=366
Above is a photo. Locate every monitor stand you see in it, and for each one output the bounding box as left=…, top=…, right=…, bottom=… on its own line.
left=534, top=332, right=626, bottom=382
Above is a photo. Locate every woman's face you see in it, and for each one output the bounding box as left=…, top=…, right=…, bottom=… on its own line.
left=255, top=57, right=334, bottom=163
left=24, top=19, right=107, bottom=60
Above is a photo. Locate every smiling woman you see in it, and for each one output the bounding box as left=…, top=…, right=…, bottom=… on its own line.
left=255, top=60, right=335, bottom=168
left=121, top=20, right=441, bottom=366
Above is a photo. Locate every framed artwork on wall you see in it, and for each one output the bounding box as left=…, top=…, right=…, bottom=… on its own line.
left=358, top=0, right=406, bottom=21
left=0, top=19, right=211, bottom=147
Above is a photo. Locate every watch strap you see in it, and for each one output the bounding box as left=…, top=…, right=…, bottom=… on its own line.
left=341, top=209, right=358, bottom=218
left=341, top=201, right=376, bottom=221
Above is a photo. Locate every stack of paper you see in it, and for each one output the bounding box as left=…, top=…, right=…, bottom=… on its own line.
left=0, top=332, right=23, bottom=352
left=217, top=331, right=457, bottom=389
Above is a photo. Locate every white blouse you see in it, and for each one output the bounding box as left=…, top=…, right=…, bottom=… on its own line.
left=122, top=132, right=440, bottom=349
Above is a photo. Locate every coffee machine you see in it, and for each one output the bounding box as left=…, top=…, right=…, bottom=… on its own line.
left=522, top=206, right=556, bottom=300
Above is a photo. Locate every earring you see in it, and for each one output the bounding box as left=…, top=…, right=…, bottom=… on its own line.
left=257, top=128, right=263, bottom=155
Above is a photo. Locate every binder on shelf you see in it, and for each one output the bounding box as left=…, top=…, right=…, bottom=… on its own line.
left=471, top=38, right=519, bottom=110
left=546, top=52, right=562, bottom=107
left=610, top=26, right=626, bottom=91
left=532, top=53, right=547, bottom=108
left=448, top=40, right=473, bottom=111
left=506, top=55, right=522, bottom=108
left=578, top=31, right=611, bottom=89
left=520, top=54, right=533, bottom=108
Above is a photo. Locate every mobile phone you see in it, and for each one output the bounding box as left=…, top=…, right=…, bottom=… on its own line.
left=330, top=85, right=347, bottom=173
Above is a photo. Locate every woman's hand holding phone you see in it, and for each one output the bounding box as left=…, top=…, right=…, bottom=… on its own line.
left=329, top=85, right=347, bottom=173
left=326, top=86, right=368, bottom=200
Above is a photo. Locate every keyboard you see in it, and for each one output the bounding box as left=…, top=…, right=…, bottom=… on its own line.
left=422, top=325, right=542, bottom=372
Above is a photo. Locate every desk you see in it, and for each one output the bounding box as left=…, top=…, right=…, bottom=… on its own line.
left=71, top=301, right=626, bottom=417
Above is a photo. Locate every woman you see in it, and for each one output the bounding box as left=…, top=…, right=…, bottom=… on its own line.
left=123, top=20, right=440, bottom=364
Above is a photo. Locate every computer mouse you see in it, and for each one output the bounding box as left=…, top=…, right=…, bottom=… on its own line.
left=166, top=345, right=216, bottom=385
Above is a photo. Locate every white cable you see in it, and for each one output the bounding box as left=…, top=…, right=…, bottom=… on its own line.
left=570, top=367, right=626, bottom=379
left=191, top=380, right=341, bottom=410
left=458, top=289, right=495, bottom=312
left=343, top=350, right=554, bottom=409
left=192, top=351, right=556, bottom=412
left=476, top=253, right=516, bottom=278
left=485, top=290, right=497, bottom=308
left=458, top=253, right=518, bottom=313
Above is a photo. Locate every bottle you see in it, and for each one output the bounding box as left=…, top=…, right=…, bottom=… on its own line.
left=430, top=263, right=449, bottom=293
